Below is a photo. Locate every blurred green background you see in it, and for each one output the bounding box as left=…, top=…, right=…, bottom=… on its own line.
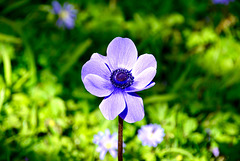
left=0, top=0, right=240, bottom=160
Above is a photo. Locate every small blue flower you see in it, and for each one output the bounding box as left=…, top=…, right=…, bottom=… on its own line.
left=212, top=0, right=234, bottom=5
left=138, top=124, right=165, bottom=147
left=81, top=37, right=157, bottom=123
left=212, top=147, right=220, bottom=157
left=52, top=1, right=77, bottom=29
left=93, top=129, right=124, bottom=160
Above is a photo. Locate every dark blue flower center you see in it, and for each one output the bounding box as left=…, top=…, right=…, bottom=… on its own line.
left=116, top=72, right=128, bottom=82
left=110, top=68, right=134, bottom=89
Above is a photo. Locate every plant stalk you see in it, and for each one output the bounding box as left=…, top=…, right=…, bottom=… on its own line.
left=118, top=116, right=123, bottom=161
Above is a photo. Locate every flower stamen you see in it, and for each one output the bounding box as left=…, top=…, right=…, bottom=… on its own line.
left=59, top=10, right=69, bottom=20
left=110, top=68, right=134, bottom=89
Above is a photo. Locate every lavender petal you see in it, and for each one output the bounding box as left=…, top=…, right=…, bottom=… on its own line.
left=125, top=82, right=155, bottom=92
left=81, top=59, right=111, bottom=81
left=119, top=93, right=144, bottom=123
left=99, top=90, right=125, bottom=120
left=131, top=67, right=156, bottom=90
left=83, top=74, right=114, bottom=97
left=109, top=149, right=117, bottom=158
left=56, top=19, right=64, bottom=28
left=131, top=54, right=157, bottom=77
left=99, top=150, right=107, bottom=160
left=64, top=18, right=75, bottom=29
left=107, top=37, right=137, bottom=70
left=52, top=1, right=62, bottom=14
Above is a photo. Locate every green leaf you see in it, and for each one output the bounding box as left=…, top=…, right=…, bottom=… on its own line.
left=183, top=118, right=198, bottom=136
left=157, top=148, right=194, bottom=159
left=1, top=0, right=30, bottom=14
left=0, top=88, right=5, bottom=112
left=30, top=104, right=37, bottom=130
left=0, top=43, right=13, bottom=87
left=50, top=97, right=66, bottom=117
left=224, top=123, right=239, bottom=136
left=0, top=33, right=22, bottom=44
left=59, top=39, right=92, bottom=76
left=144, top=94, right=178, bottom=104
left=189, top=132, right=204, bottom=144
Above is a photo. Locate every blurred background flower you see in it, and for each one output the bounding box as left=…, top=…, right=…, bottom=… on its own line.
left=138, top=124, right=165, bottom=147
left=52, top=1, right=77, bottom=29
left=93, top=129, right=123, bottom=160
left=212, top=147, right=220, bottom=157
left=212, top=0, right=234, bottom=5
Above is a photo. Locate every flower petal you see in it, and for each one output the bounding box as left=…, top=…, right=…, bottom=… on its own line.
left=83, top=74, right=114, bottom=97
left=125, top=82, right=155, bottom=92
left=119, top=93, right=144, bottom=123
left=91, top=53, right=106, bottom=60
left=105, top=129, right=111, bottom=137
left=131, top=54, right=157, bottom=77
left=131, top=67, right=156, bottom=90
left=99, top=90, right=125, bottom=120
left=64, top=18, right=75, bottom=29
left=56, top=19, right=64, bottom=28
left=93, top=131, right=104, bottom=144
left=109, top=149, right=117, bottom=158
left=107, top=37, right=137, bottom=70
left=90, top=53, right=109, bottom=64
left=81, top=59, right=111, bottom=81
left=99, top=150, right=107, bottom=160
left=52, top=1, right=62, bottom=14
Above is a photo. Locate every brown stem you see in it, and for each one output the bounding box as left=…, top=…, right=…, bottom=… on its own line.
left=118, top=116, right=123, bottom=161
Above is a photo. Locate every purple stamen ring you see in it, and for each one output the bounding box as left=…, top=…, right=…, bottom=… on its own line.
left=110, top=68, right=134, bottom=89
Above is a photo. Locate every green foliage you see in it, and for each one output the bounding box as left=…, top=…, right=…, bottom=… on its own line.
left=0, top=0, right=240, bottom=161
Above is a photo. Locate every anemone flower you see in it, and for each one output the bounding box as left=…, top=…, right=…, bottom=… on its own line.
left=52, top=1, right=77, bottom=29
left=81, top=37, right=157, bottom=123
left=138, top=124, right=165, bottom=147
left=93, top=129, right=121, bottom=160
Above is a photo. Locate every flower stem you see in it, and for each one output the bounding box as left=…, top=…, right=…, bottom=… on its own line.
left=118, top=116, right=123, bottom=161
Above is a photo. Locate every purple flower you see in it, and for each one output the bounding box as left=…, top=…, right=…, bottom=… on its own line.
left=212, top=147, right=220, bottom=157
left=138, top=124, right=165, bottom=147
left=52, top=1, right=77, bottom=29
left=81, top=37, right=157, bottom=123
left=212, top=0, right=234, bottom=5
left=93, top=129, right=121, bottom=160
